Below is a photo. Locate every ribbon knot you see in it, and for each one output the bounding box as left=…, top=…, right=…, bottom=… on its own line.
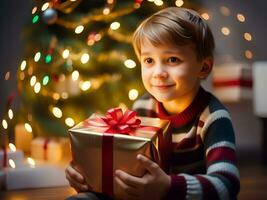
left=84, top=107, right=141, bottom=134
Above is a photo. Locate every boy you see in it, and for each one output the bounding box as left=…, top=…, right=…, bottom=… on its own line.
left=66, top=7, right=240, bottom=200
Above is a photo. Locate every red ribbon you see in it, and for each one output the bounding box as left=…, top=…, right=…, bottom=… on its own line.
left=43, top=138, right=50, bottom=160
left=83, top=107, right=168, bottom=197
left=1, top=147, right=7, bottom=168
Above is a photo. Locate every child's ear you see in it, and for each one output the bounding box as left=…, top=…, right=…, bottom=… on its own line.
left=198, top=57, right=213, bottom=79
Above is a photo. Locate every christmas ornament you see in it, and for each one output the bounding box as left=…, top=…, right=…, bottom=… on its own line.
left=42, top=8, right=58, bottom=25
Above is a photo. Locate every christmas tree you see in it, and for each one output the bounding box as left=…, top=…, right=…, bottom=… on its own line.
left=17, top=0, right=196, bottom=137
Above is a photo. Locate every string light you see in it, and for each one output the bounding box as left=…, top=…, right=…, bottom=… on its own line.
left=103, top=7, right=110, bottom=15
left=65, top=117, right=75, bottom=127
left=42, top=75, right=50, bottom=85
left=237, top=13, right=245, bottom=22
left=20, top=60, right=27, bottom=71
left=30, top=76, right=37, bottom=86
left=52, top=93, right=60, bottom=100
left=34, top=82, right=41, bottom=93
left=19, top=72, right=25, bottom=80
left=41, top=2, right=50, bottom=11
left=75, top=25, right=84, bottom=34
left=8, top=109, right=13, bottom=119
left=9, top=143, right=16, bottom=152
left=128, top=89, right=139, bottom=100
left=25, top=123, right=33, bottom=133
left=124, top=59, right=136, bottom=69
left=45, top=54, right=52, bottom=63
left=80, top=81, right=91, bottom=91
left=32, top=6, right=37, bottom=14
left=110, top=22, right=120, bottom=30
left=61, top=92, right=69, bottom=99
left=52, top=107, right=63, bottom=118
left=81, top=53, right=90, bottom=64
left=201, top=13, right=210, bottom=20
left=34, top=52, right=41, bottom=62
left=62, top=49, right=70, bottom=59
left=244, top=32, right=252, bottom=41
left=2, top=119, right=8, bottom=129
left=154, top=0, right=164, bottom=6
left=5, top=71, right=11, bottom=80
left=72, top=70, right=79, bottom=81
left=245, top=50, right=253, bottom=59
left=221, top=27, right=230, bottom=35
left=32, top=15, right=39, bottom=24
left=27, top=157, right=35, bottom=167
left=9, top=159, right=16, bottom=168
left=175, top=0, right=184, bottom=7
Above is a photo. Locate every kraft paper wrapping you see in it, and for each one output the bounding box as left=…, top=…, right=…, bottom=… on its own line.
left=69, top=116, right=171, bottom=198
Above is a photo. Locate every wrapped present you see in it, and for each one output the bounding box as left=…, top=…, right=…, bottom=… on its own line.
left=31, top=137, right=62, bottom=163
left=0, top=146, right=24, bottom=169
left=212, top=63, right=252, bottom=102
left=15, top=123, right=33, bottom=155
left=69, top=107, right=171, bottom=198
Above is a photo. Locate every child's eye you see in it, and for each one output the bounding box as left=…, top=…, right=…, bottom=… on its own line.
left=167, top=57, right=180, bottom=64
left=144, top=58, right=154, bottom=64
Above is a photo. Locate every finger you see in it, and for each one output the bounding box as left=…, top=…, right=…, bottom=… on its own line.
left=66, top=172, right=88, bottom=192
left=137, top=154, right=161, bottom=175
left=115, top=170, right=142, bottom=187
left=66, top=165, right=85, bottom=183
left=114, top=176, right=139, bottom=197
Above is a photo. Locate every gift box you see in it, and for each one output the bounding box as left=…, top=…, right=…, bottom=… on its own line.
left=69, top=108, right=171, bottom=198
left=31, top=137, right=62, bottom=163
left=15, top=123, right=33, bottom=155
left=0, top=148, right=24, bottom=169
left=212, top=63, right=252, bottom=102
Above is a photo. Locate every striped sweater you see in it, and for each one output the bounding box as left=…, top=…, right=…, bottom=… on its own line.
left=132, top=87, right=240, bottom=200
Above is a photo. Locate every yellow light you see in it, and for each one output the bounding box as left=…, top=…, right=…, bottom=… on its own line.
left=59, top=74, right=66, bottom=82
left=147, top=0, right=154, bottom=2
left=34, top=82, right=41, bottom=93
left=65, top=117, right=75, bottom=127
left=220, top=6, right=230, bottom=16
left=124, top=59, right=136, bottom=69
left=41, top=2, right=50, bottom=11
left=237, top=13, right=245, bottom=22
left=25, top=123, right=33, bottom=133
left=110, top=22, right=120, bottom=30
left=20, top=60, right=27, bottom=71
left=244, top=32, right=252, bottom=41
left=175, top=0, right=184, bottom=7
left=75, top=25, right=84, bottom=34
left=32, top=6, right=37, bottom=14
left=34, top=52, right=41, bottom=62
left=245, top=50, right=253, bottom=59
left=27, top=157, right=36, bottom=167
left=221, top=27, right=230, bottom=35
left=62, top=49, right=70, bottom=59
left=52, top=93, right=60, bottom=100
left=5, top=71, right=10, bottom=80
left=52, top=107, right=63, bottom=118
left=118, top=103, right=128, bottom=111
left=9, top=159, right=16, bottom=169
left=28, top=66, right=33, bottom=75
left=8, top=109, right=13, bottom=119
left=94, top=34, right=102, bottom=41
left=154, top=0, right=164, bottom=6
left=128, top=89, right=139, bottom=101
left=2, top=119, right=8, bottom=129
left=9, top=143, right=16, bottom=152
left=61, top=92, right=69, bottom=99
left=103, top=8, right=110, bottom=15
left=20, top=72, right=25, bottom=80
left=201, top=13, right=210, bottom=20
left=80, top=81, right=91, bottom=91
left=81, top=53, right=90, bottom=64
left=107, top=0, right=114, bottom=3
left=30, top=76, right=37, bottom=86
left=72, top=70, right=79, bottom=81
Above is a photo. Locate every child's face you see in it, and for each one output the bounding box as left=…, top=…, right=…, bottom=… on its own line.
left=140, top=39, right=205, bottom=103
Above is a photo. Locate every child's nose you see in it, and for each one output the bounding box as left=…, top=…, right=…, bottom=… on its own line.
left=153, top=65, right=168, bottom=79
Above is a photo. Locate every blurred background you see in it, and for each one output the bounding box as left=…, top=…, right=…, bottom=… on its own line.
left=0, top=0, right=266, bottom=199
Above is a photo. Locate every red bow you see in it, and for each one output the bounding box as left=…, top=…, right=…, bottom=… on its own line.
left=84, top=107, right=141, bottom=134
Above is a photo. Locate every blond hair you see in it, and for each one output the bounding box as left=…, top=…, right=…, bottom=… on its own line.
left=132, top=7, right=215, bottom=61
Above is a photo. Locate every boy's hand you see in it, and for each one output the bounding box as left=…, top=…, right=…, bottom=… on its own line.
left=115, top=154, right=171, bottom=200
left=65, top=161, right=89, bottom=192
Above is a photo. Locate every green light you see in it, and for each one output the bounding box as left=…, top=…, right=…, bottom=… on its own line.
left=42, top=75, right=50, bottom=85
left=45, top=55, right=52, bottom=63
left=32, top=15, right=39, bottom=24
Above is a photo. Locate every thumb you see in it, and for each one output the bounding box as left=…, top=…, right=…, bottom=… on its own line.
left=137, top=154, right=160, bottom=175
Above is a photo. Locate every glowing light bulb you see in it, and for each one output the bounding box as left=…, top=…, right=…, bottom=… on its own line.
left=25, top=123, right=33, bottom=133
left=75, top=25, right=84, bottom=34
left=62, top=49, right=70, bottom=59
left=103, top=8, right=110, bottom=15
left=8, top=109, right=13, bottom=119
left=41, top=2, right=50, bottom=11
left=9, top=159, right=16, bottom=168
left=65, top=117, right=75, bottom=127
left=34, top=52, right=41, bottom=62
left=128, top=89, right=139, bottom=101
left=245, top=50, right=253, bottom=59
left=81, top=53, right=90, bottom=64
left=27, top=157, right=36, bottom=167
left=72, top=70, right=79, bottom=81
left=237, top=13, right=245, bottom=22
left=221, top=27, right=230, bottom=35
left=9, top=143, right=16, bottom=152
left=32, top=6, right=37, bottom=14
left=201, top=13, right=210, bottom=20
left=110, top=22, right=120, bottom=30
left=2, top=119, right=8, bottom=129
left=80, top=81, right=91, bottom=91
left=34, top=82, right=41, bottom=93
left=20, top=60, right=27, bottom=71
left=244, top=32, right=252, bottom=41
left=154, top=0, right=164, bottom=6
left=124, top=59, right=136, bottom=69
left=30, top=76, right=37, bottom=86
left=175, top=0, right=184, bottom=7
left=52, top=107, right=62, bottom=118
